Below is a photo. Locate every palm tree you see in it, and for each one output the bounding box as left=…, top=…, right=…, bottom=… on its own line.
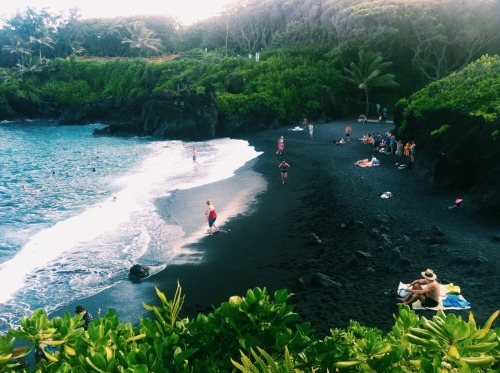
left=344, top=50, right=398, bottom=117
left=29, top=26, right=55, bottom=59
left=3, top=36, right=31, bottom=66
left=121, top=21, right=162, bottom=57
left=16, top=58, right=43, bottom=76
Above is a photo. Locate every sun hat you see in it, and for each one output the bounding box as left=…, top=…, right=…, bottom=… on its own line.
left=421, top=269, right=437, bottom=281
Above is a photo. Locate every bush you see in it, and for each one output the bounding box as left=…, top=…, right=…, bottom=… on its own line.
left=1, top=284, right=498, bottom=372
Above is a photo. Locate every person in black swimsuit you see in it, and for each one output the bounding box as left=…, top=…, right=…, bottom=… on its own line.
left=278, top=159, right=290, bottom=184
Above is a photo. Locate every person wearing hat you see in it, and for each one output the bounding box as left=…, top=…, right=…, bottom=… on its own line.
left=400, top=269, right=440, bottom=307
left=75, top=305, right=93, bottom=330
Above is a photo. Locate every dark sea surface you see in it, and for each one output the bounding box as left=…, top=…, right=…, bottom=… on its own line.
left=0, top=120, right=264, bottom=331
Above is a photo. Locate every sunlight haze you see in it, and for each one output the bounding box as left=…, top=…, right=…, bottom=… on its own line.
left=1, top=0, right=234, bottom=25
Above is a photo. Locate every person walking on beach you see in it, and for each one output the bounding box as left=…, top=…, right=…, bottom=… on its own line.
left=400, top=269, right=440, bottom=307
left=277, top=136, right=285, bottom=154
left=205, top=200, right=218, bottom=235
left=345, top=124, right=352, bottom=142
left=192, top=147, right=199, bottom=165
left=278, top=159, right=290, bottom=184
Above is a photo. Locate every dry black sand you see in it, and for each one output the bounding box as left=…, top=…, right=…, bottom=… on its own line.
left=60, top=121, right=500, bottom=336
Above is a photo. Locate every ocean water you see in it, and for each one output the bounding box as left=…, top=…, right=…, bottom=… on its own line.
left=0, top=121, right=263, bottom=332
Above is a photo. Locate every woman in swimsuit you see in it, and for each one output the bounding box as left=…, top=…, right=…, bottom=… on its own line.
left=277, top=136, right=285, bottom=154
left=278, top=159, right=290, bottom=184
left=205, top=200, right=218, bottom=235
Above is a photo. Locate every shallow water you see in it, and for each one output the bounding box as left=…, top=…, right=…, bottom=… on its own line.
left=0, top=121, right=263, bottom=331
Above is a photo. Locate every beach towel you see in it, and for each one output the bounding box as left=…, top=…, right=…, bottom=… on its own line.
left=397, top=282, right=471, bottom=311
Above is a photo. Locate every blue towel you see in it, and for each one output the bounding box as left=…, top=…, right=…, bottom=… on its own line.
left=442, top=295, right=470, bottom=308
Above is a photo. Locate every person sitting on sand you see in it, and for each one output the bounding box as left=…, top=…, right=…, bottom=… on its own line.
left=400, top=269, right=440, bottom=307
left=359, top=133, right=371, bottom=144
left=355, top=155, right=380, bottom=167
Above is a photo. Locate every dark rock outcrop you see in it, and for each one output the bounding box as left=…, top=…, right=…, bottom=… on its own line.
left=1, top=84, right=283, bottom=141
left=128, top=264, right=150, bottom=281
left=59, top=88, right=220, bottom=140
left=395, top=108, right=500, bottom=215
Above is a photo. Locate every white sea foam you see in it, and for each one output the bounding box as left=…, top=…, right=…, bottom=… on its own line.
left=0, top=137, right=262, bottom=308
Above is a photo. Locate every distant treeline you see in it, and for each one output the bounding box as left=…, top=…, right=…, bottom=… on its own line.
left=2, top=1, right=499, bottom=80
left=0, top=0, right=499, bottom=118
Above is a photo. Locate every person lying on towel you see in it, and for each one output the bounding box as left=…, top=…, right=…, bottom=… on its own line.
left=400, top=269, right=440, bottom=307
left=355, top=155, right=380, bottom=167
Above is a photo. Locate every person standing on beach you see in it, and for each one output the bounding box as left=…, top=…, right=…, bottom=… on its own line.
left=404, top=141, right=411, bottom=163
left=277, top=136, right=285, bottom=154
left=400, top=269, right=440, bottom=307
left=192, top=147, right=199, bottom=165
left=409, top=141, right=416, bottom=165
left=278, top=159, right=290, bottom=184
left=303, top=117, right=309, bottom=128
left=345, top=124, right=352, bottom=142
left=205, top=200, right=218, bottom=235
left=308, top=123, right=314, bottom=139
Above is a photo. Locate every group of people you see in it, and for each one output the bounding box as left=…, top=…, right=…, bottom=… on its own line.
left=359, top=131, right=416, bottom=166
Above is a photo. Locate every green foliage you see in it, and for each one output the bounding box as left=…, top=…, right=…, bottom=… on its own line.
left=403, top=55, right=500, bottom=122
left=492, top=130, right=499, bottom=141
left=1, top=46, right=344, bottom=123
left=3, top=288, right=498, bottom=372
left=343, top=50, right=399, bottom=116
left=430, top=125, right=450, bottom=136
left=5, top=58, right=155, bottom=106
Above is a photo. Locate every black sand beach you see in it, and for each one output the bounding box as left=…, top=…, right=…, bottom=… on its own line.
left=60, top=121, right=500, bottom=336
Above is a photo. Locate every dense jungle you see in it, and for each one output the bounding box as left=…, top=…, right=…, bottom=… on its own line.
left=1, top=1, right=500, bottom=371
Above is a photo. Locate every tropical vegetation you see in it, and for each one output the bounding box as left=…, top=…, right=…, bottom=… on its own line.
left=1, top=284, right=498, bottom=372
left=0, top=1, right=499, bottom=370
left=0, top=0, right=498, bottom=119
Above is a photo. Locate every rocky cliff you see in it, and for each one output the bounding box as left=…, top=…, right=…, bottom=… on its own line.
left=395, top=108, right=500, bottom=216
left=2, top=87, right=282, bottom=141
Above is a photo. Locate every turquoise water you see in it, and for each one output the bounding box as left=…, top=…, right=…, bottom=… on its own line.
left=0, top=121, right=262, bottom=331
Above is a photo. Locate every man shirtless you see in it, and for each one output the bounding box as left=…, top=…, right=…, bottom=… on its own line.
left=401, top=269, right=440, bottom=307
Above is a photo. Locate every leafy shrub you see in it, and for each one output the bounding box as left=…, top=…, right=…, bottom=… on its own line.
left=2, top=285, right=498, bottom=372
left=430, top=124, right=450, bottom=136
left=403, top=55, right=500, bottom=122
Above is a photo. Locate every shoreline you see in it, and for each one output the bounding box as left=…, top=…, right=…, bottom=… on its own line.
left=55, top=121, right=499, bottom=336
